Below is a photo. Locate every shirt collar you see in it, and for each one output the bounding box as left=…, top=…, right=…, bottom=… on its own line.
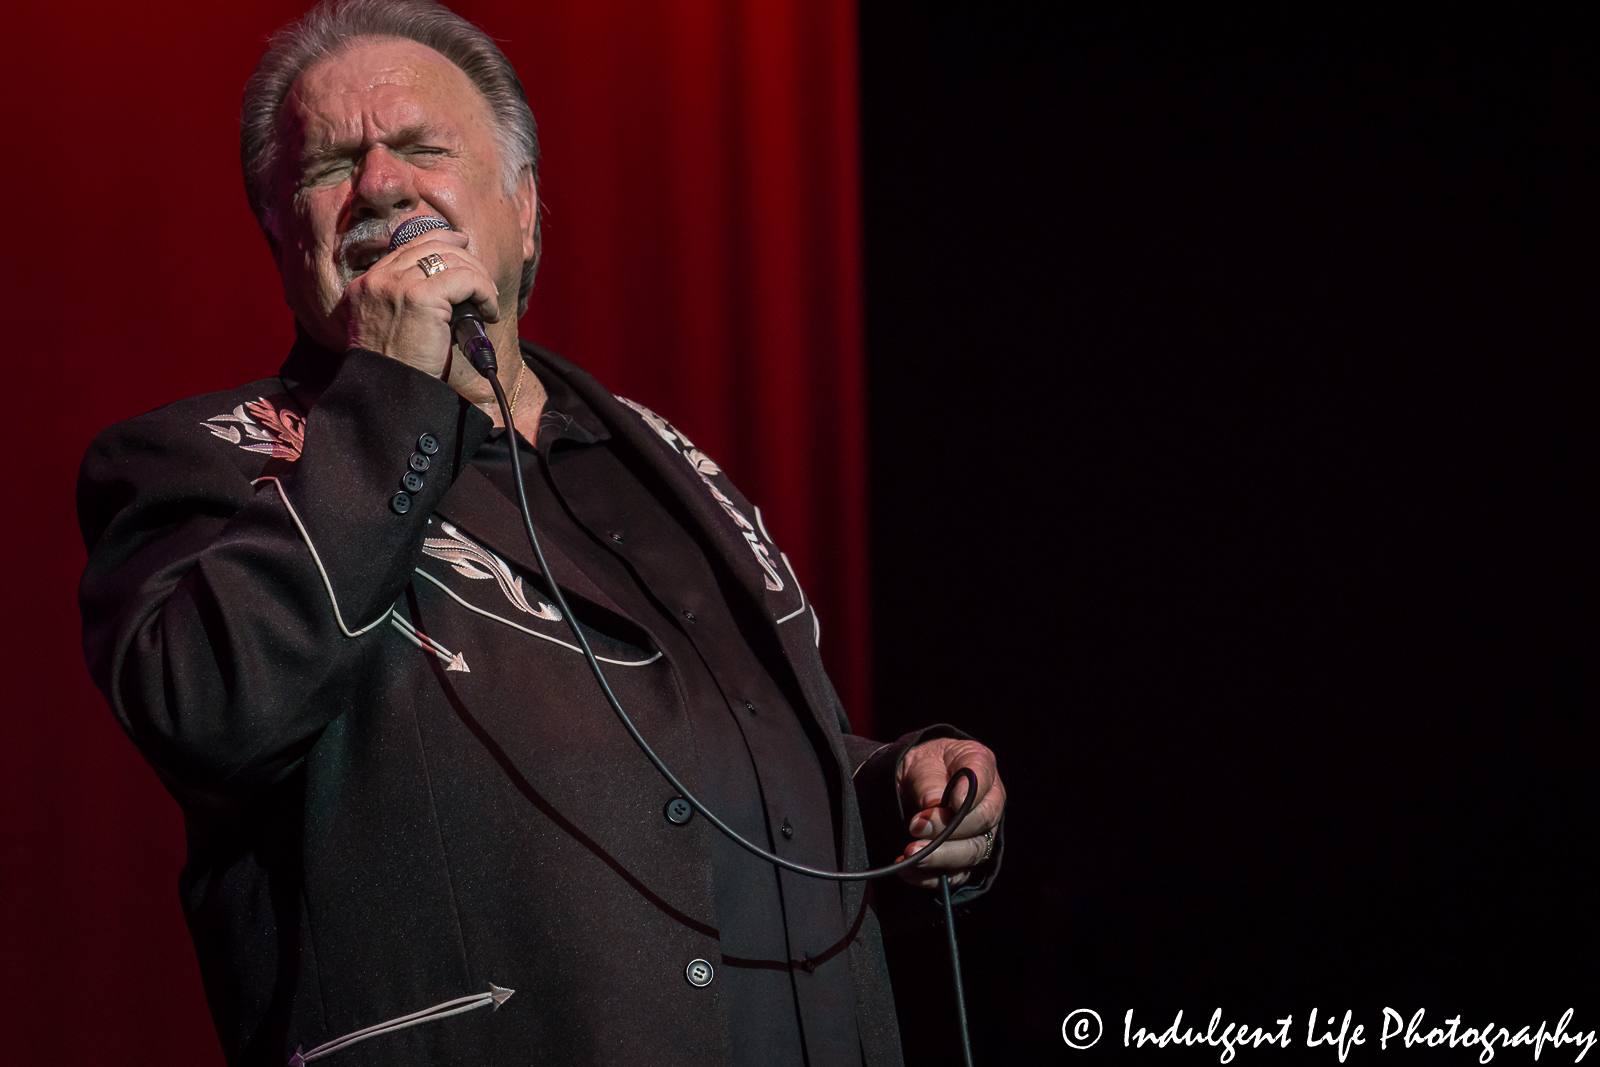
left=497, top=346, right=611, bottom=455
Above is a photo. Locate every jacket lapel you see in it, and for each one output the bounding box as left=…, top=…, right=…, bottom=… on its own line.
left=523, top=343, right=874, bottom=942
left=433, top=464, right=638, bottom=633
left=526, top=348, right=801, bottom=637
left=521, top=346, right=860, bottom=775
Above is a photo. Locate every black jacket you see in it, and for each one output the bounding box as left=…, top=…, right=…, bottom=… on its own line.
left=78, top=338, right=997, bottom=1067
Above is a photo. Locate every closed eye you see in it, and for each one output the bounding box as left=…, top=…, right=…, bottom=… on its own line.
left=403, top=146, right=452, bottom=163
left=307, top=161, right=353, bottom=184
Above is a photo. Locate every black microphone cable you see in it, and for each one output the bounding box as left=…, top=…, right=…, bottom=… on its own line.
left=481, top=363, right=979, bottom=1067
left=399, top=203, right=981, bottom=1061
left=482, top=366, right=980, bottom=880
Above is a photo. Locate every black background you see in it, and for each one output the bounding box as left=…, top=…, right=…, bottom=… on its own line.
left=860, top=4, right=1595, bottom=1062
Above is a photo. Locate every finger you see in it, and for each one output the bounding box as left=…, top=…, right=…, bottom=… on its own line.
left=375, top=228, right=470, bottom=264
left=379, top=231, right=469, bottom=270
left=901, top=833, right=989, bottom=873
left=354, top=230, right=469, bottom=287
left=893, top=836, right=986, bottom=889
left=900, top=740, right=999, bottom=814
left=429, top=256, right=502, bottom=323
left=406, top=229, right=470, bottom=248
left=384, top=246, right=503, bottom=324
left=907, top=778, right=1006, bottom=840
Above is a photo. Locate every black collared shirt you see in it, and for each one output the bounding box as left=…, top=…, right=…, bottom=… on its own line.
left=471, top=359, right=863, bottom=1066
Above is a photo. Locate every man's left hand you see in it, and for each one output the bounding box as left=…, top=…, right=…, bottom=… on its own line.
left=895, top=738, right=1007, bottom=889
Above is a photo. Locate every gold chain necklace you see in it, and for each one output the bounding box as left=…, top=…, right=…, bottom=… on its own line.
left=508, top=363, right=526, bottom=423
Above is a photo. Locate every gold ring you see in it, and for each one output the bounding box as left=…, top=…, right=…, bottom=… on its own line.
left=980, top=828, right=996, bottom=863
left=416, top=253, right=449, bottom=278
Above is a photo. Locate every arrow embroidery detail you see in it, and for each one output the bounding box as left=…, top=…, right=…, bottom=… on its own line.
left=422, top=521, right=562, bottom=621
left=390, top=613, right=470, bottom=672
left=287, top=984, right=513, bottom=1064
left=201, top=398, right=305, bottom=460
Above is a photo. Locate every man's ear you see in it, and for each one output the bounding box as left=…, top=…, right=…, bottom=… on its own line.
left=516, top=169, right=540, bottom=264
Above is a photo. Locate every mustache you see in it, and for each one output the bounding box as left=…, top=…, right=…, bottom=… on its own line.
left=336, top=218, right=396, bottom=281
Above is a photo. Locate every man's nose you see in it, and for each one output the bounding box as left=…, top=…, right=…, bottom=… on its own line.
left=350, top=146, right=417, bottom=219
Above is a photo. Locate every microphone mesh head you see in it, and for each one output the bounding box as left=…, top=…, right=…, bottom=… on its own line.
left=389, top=215, right=452, bottom=251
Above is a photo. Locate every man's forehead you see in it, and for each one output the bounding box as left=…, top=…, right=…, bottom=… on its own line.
left=281, top=37, right=486, bottom=147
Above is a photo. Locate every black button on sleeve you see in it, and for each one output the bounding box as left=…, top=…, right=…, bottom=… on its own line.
left=664, top=797, right=693, bottom=825
left=402, top=471, right=425, bottom=493
left=409, top=452, right=431, bottom=473
left=390, top=491, right=413, bottom=515
left=417, top=433, right=439, bottom=455
left=780, top=818, right=794, bottom=839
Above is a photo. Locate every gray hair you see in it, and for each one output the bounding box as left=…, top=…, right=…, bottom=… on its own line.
left=241, top=0, right=542, bottom=313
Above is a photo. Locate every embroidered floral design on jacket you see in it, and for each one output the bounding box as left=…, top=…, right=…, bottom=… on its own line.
left=201, top=398, right=306, bottom=460
left=421, top=521, right=562, bottom=621
left=616, top=397, right=784, bottom=592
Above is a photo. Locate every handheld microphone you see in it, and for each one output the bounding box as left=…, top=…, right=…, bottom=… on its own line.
left=388, top=215, right=497, bottom=378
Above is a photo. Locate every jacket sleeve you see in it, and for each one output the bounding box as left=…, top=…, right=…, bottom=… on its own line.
left=841, top=726, right=1004, bottom=932
left=77, top=351, right=492, bottom=811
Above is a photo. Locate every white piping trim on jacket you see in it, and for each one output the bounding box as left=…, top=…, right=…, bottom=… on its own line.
left=389, top=613, right=470, bottom=672
left=253, top=477, right=391, bottom=637
left=753, top=504, right=774, bottom=544
left=851, top=743, right=893, bottom=780
left=775, top=552, right=808, bottom=625
left=414, top=568, right=662, bottom=667
left=287, top=985, right=513, bottom=1064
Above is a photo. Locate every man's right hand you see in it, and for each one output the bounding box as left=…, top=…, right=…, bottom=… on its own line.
left=338, top=227, right=503, bottom=394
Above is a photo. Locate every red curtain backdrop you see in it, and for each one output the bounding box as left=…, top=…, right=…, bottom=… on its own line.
left=1, top=3, right=866, bottom=1064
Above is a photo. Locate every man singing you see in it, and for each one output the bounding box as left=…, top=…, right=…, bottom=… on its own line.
left=77, top=1, right=1004, bottom=1063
